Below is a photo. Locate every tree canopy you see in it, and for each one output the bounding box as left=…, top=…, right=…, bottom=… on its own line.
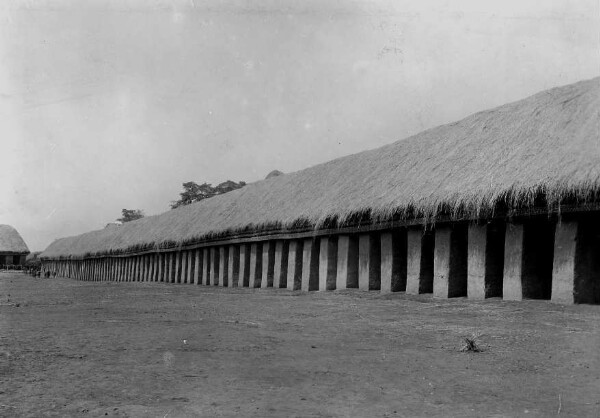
left=171, top=180, right=246, bottom=209
left=117, top=209, right=145, bottom=223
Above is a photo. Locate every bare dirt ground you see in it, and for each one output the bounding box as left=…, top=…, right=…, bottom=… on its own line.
left=1, top=273, right=599, bottom=417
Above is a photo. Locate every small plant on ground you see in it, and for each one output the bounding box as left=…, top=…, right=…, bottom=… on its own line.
left=460, top=332, right=485, bottom=352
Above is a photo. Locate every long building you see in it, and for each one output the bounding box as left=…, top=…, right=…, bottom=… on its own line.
left=40, top=77, right=600, bottom=304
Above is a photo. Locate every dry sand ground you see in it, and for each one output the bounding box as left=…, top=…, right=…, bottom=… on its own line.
left=0, top=273, right=599, bottom=418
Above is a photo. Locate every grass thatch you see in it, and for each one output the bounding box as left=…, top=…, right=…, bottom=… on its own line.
left=0, top=225, right=30, bottom=254
left=41, top=77, right=600, bottom=259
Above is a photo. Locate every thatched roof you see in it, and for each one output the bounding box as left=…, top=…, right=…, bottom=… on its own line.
left=266, top=170, right=284, bottom=179
left=0, top=225, right=30, bottom=254
left=41, top=77, right=600, bottom=259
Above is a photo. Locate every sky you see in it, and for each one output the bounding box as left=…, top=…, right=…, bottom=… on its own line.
left=0, top=0, right=598, bottom=251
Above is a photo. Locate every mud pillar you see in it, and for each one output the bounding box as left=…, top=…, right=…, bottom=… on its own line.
left=157, top=254, right=163, bottom=282
left=468, top=224, right=488, bottom=300
left=406, top=227, right=435, bottom=294
left=552, top=221, right=578, bottom=304
left=503, top=223, right=524, bottom=301
left=504, top=220, right=556, bottom=301
left=107, top=259, right=112, bottom=281
left=178, top=252, right=185, bottom=283
left=130, top=257, right=136, bottom=281
left=433, top=224, right=468, bottom=298
left=380, top=230, right=407, bottom=293
left=219, top=246, right=229, bottom=287
left=301, top=238, right=319, bottom=291
left=177, top=251, right=185, bottom=283
left=318, top=236, right=338, bottom=291
left=228, top=245, right=240, bottom=287
left=142, top=256, right=148, bottom=282
left=132, top=256, right=143, bottom=282
left=156, top=254, right=163, bottom=282
left=287, top=240, right=303, bottom=291
left=174, top=251, right=182, bottom=284
left=163, top=253, right=169, bottom=282
left=123, top=258, right=129, bottom=282
left=113, top=259, right=119, bottom=282
left=169, top=253, right=175, bottom=283
left=130, top=257, right=135, bottom=281
left=152, top=254, right=158, bottom=282
left=336, top=235, right=358, bottom=290
left=467, top=223, right=505, bottom=300
left=261, top=241, right=276, bottom=289
left=249, top=242, right=263, bottom=288
left=129, top=257, right=134, bottom=282
left=358, top=233, right=381, bottom=291
left=153, top=254, right=159, bottom=282
left=192, top=250, right=200, bottom=284
left=273, top=240, right=289, bottom=288
left=182, top=251, right=189, bottom=283
left=210, top=247, right=219, bottom=286
left=130, top=257, right=136, bottom=282
left=143, top=256, right=148, bottom=282
left=239, top=244, right=250, bottom=287
left=138, top=255, right=146, bottom=282
left=552, top=219, right=600, bottom=304
left=167, top=252, right=174, bottom=283
left=202, top=248, right=210, bottom=285
left=142, top=256, right=149, bottom=282
left=133, top=257, right=138, bottom=282
left=185, top=251, right=193, bottom=284
left=136, top=257, right=143, bottom=281
left=139, top=256, right=145, bottom=282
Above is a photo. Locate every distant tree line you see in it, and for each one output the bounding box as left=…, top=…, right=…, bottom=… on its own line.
left=117, top=209, right=145, bottom=223
left=115, top=179, right=249, bottom=223
left=170, top=180, right=246, bottom=209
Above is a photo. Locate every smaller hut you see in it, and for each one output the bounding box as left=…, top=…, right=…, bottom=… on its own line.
left=0, top=225, right=30, bottom=268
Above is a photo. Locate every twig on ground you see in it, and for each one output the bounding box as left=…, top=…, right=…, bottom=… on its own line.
left=460, top=332, right=485, bottom=352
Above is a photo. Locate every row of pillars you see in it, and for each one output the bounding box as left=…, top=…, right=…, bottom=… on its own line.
left=41, top=216, right=600, bottom=304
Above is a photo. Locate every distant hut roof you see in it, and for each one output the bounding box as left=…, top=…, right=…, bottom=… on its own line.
left=105, top=221, right=123, bottom=229
left=41, top=77, right=600, bottom=259
left=266, top=170, right=284, bottom=179
left=0, top=225, right=30, bottom=254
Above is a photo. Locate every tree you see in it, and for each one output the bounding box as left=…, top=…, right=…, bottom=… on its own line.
left=171, top=180, right=246, bottom=209
left=117, top=209, right=144, bottom=223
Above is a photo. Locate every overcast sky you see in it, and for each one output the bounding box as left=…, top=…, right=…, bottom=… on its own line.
left=0, top=0, right=598, bottom=251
